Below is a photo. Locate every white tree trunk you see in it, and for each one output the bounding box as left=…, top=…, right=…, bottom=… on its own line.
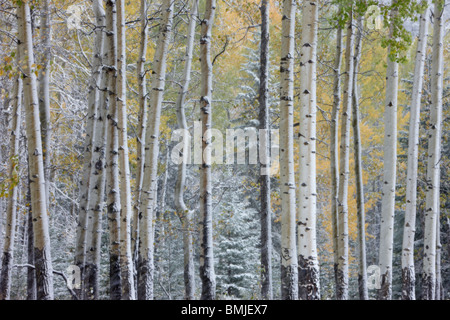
left=174, top=0, right=198, bottom=301
left=132, top=0, right=149, bottom=269
left=379, top=6, right=399, bottom=301
left=258, top=0, right=273, bottom=300
left=38, top=0, right=51, bottom=204
left=401, top=0, right=430, bottom=300
left=116, top=0, right=136, bottom=300
left=0, top=57, right=22, bottom=300
left=336, top=12, right=354, bottom=301
left=297, top=0, right=320, bottom=300
left=199, top=0, right=217, bottom=301
left=279, top=0, right=298, bottom=300
left=352, top=14, right=368, bottom=300
left=19, top=0, right=54, bottom=300
left=137, top=0, right=174, bottom=300
left=436, top=217, right=442, bottom=299
left=75, top=0, right=106, bottom=299
left=84, top=0, right=108, bottom=299
left=330, top=14, right=342, bottom=298
left=104, top=0, right=122, bottom=300
left=422, top=0, right=444, bottom=300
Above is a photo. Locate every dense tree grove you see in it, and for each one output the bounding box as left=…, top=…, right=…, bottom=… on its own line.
left=0, top=0, right=449, bottom=300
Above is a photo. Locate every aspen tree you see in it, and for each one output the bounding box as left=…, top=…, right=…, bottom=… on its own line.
left=279, top=0, right=298, bottom=300
left=132, top=0, right=149, bottom=264
left=330, top=10, right=343, bottom=298
left=297, top=0, right=320, bottom=300
left=174, top=0, right=198, bottom=300
left=117, top=0, right=135, bottom=300
left=422, top=0, right=444, bottom=300
left=104, top=0, right=122, bottom=300
left=352, top=13, right=368, bottom=300
left=84, top=0, right=108, bottom=300
left=401, top=0, right=430, bottom=300
left=19, top=0, right=54, bottom=300
left=379, top=4, right=399, bottom=301
left=138, top=0, right=174, bottom=300
left=435, top=218, right=442, bottom=299
left=258, top=0, right=273, bottom=300
left=75, top=0, right=106, bottom=299
left=199, top=0, right=217, bottom=300
left=0, top=45, right=22, bottom=300
left=26, top=192, right=37, bottom=300
left=38, top=0, right=51, bottom=203
left=336, top=9, right=354, bottom=300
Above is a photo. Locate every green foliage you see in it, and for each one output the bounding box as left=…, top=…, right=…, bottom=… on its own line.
left=380, top=0, right=427, bottom=63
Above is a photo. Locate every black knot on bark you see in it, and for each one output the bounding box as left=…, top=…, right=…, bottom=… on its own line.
left=95, top=160, right=103, bottom=170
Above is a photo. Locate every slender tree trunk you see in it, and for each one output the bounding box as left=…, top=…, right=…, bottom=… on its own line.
left=132, top=0, right=149, bottom=286
left=279, top=0, right=298, bottom=300
left=378, top=5, right=399, bottom=301
left=336, top=11, right=354, bottom=301
left=26, top=189, right=36, bottom=300
left=19, top=0, right=54, bottom=300
left=297, top=0, right=320, bottom=301
left=104, top=0, right=122, bottom=300
left=422, top=0, right=444, bottom=300
left=174, top=0, right=198, bottom=301
left=116, top=0, right=136, bottom=300
left=84, top=16, right=108, bottom=302
left=258, top=0, right=273, bottom=300
left=38, top=0, right=51, bottom=204
left=0, top=65, right=22, bottom=300
left=352, top=14, right=368, bottom=300
left=436, top=216, right=442, bottom=299
left=330, top=14, right=343, bottom=299
left=199, top=0, right=216, bottom=301
left=75, top=0, right=106, bottom=299
left=137, top=0, right=174, bottom=300
left=401, top=0, right=430, bottom=300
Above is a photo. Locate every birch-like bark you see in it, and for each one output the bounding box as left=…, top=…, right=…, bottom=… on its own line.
left=199, top=0, right=216, bottom=301
left=258, top=0, right=273, bottom=300
left=279, top=0, right=298, bottom=300
left=19, top=0, right=54, bottom=300
left=352, top=14, right=368, bottom=300
left=38, top=0, right=51, bottom=204
left=75, top=0, right=106, bottom=299
left=401, top=0, right=430, bottom=300
left=174, top=0, right=198, bottom=300
left=378, top=5, right=400, bottom=301
left=116, top=0, right=136, bottom=300
left=422, top=0, right=444, bottom=300
left=83, top=2, right=108, bottom=300
left=436, top=217, right=442, bottom=299
left=297, top=0, right=320, bottom=301
left=83, top=75, right=107, bottom=300
left=378, top=5, right=399, bottom=301
left=137, top=0, right=174, bottom=300
left=0, top=62, right=22, bottom=300
left=26, top=191, right=37, bottom=300
left=104, top=0, right=122, bottom=300
left=132, top=0, right=149, bottom=281
left=330, top=15, right=343, bottom=298
left=336, top=12, right=354, bottom=301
